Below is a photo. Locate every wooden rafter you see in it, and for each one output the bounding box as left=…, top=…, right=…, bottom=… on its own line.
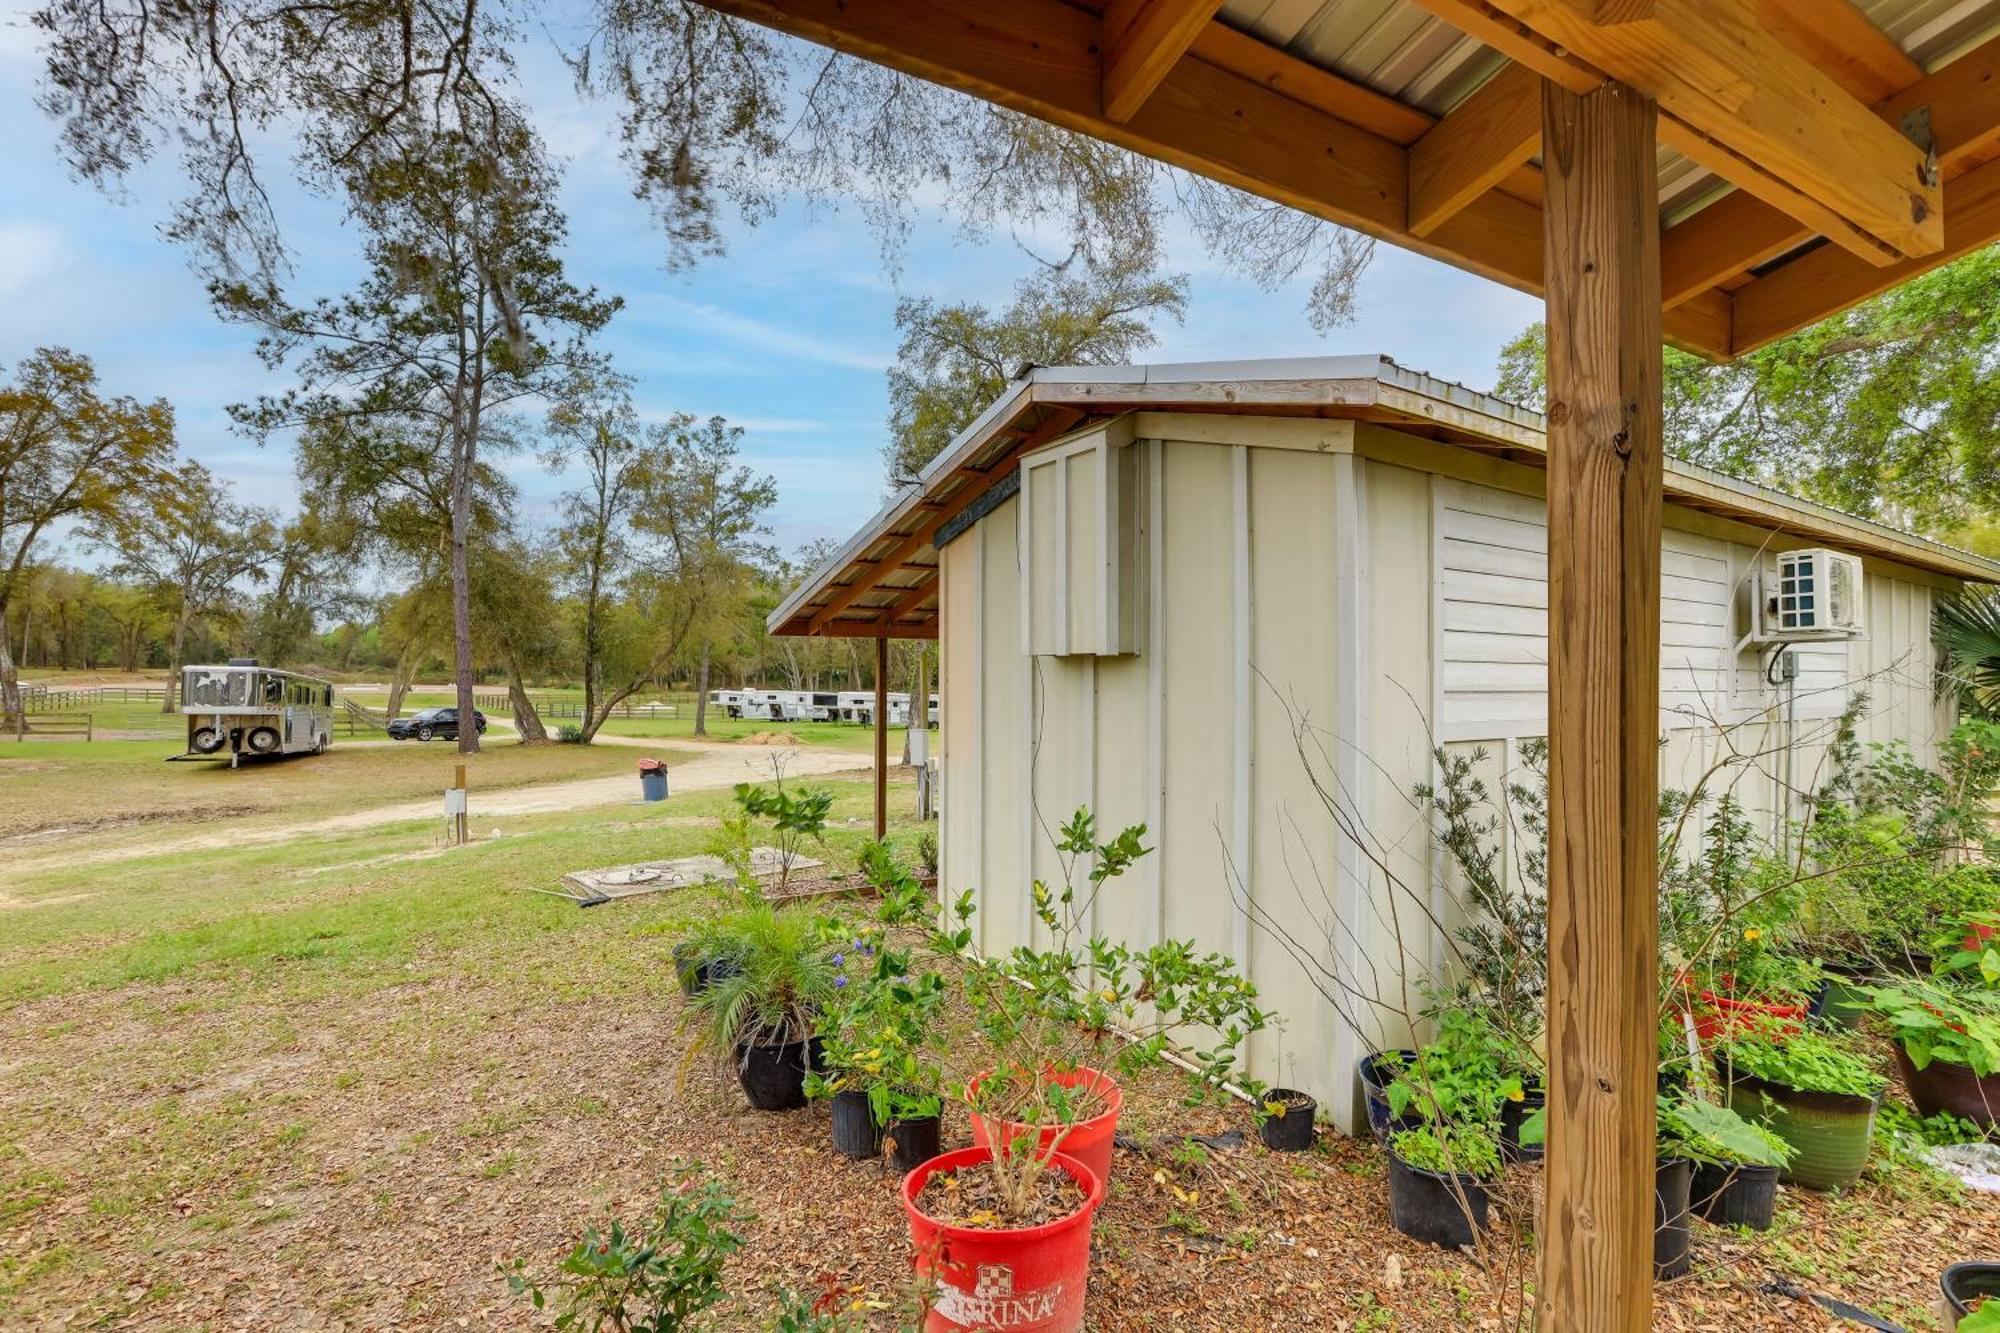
left=800, top=406, right=1086, bottom=635
left=1102, top=0, right=1226, bottom=122
left=1483, top=0, right=1942, bottom=263
left=1409, top=62, right=1542, bottom=236
left=697, top=0, right=1733, bottom=356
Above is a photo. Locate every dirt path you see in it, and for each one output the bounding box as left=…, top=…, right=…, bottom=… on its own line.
left=4, top=740, right=872, bottom=876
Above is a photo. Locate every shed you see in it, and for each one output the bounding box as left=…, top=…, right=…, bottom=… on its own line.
left=770, top=355, right=2000, bottom=1128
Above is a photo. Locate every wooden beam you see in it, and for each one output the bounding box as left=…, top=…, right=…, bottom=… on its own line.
left=873, top=634, right=889, bottom=840
left=1487, top=0, right=1941, bottom=263
left=1409, top=62, right=1543, bottom=236
left=1661, top=32, right=2000, bottom=310
left=878, top=577, right=940, bottom=628
left=696, top=0, right=1734, bottom=358
left=1758, top=0, right=1921, bottom=105
left=1539, top=76, right=1662, bottom=1333
left=1102, top=0, right=1225, bottom=122
left=1188, top=21, right=1433, bottom=144
left=806, top=407, right=1085, bottom=634
left=1733, top=155, right=2000, bottom=352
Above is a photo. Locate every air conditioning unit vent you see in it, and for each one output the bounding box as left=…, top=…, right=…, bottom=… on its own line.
left=1762, top=549, right=1865, bottom=639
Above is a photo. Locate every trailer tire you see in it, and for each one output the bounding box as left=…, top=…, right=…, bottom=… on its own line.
left=191, top=726, right=225, bottom=754
left=246, top=726, right=281, bottom=754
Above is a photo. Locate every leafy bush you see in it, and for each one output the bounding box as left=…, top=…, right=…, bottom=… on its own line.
left=556, top=723, right=587, bottom=744
left=1719, top=1028, right=1887, bottom=1100
left=501, top=1164, right=746, bottom=1332
left=1389, top=1122, right=1500, bottom=1179
left=1386, top=1004, right=1533, bottom=1130
left=1657, top=1093, right=1793, bottom=1168
left=1416, top=742, right=1547, bottom=1019
left=1868, top=978, right=2000, bottom=1077
left=732, top=779, right=834, bottom=891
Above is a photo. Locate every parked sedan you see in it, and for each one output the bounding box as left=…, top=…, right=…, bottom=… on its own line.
left=386, top=706, right=488, bottom=742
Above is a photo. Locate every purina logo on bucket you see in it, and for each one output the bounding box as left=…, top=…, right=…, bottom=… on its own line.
left=933, top=1264, right=1063, bottom=1327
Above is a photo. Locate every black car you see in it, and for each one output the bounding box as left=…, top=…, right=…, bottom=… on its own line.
left=386, top=706, right=488, bottom=742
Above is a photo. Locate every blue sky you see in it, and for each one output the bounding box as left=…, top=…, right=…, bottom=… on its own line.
left=0, top=3, right=1541, bottom=559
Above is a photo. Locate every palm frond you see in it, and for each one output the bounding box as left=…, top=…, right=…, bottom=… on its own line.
left=1934, top=590, right=2000, bottom=719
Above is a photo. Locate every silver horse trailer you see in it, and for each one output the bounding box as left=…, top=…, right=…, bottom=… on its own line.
left=179, top=660, right=335, bottom=767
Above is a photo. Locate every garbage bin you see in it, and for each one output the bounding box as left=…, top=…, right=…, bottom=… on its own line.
left=638, top=757, right=668, bottom=802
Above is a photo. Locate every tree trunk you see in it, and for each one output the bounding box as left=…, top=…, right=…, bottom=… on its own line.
left=694, top=640, right=711, bottom=737
left=450, top=432, right=479, bottom=755
left=0, top=601, right=20, bottom=728
left=162, top=612, right=189, bottom=713
left=505, top=649, right=548, bottom=744
left=387, top=641, right=419, bottom=718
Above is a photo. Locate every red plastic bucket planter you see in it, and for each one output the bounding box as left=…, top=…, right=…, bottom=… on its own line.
left=965, top=1067, right=1123, bottom=1191
left=903, top=1146, right=1105, bottom=1333
left=1692, top=990, right=1806, bottom=1044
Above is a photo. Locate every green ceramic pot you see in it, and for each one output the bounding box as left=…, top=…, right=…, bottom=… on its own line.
left=1723, top=1071, right=1879, bottom=1192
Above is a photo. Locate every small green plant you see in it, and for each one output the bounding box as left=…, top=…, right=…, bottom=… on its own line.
left=685, top=903, right=841, bottom=1061
left=556, top=723, right=586, bottom=744
left=1384, top=1003, right=1533, bottom=1130
left=1867, top=978, right=2000, bottom=1077
left=1388, top=1122, right=1500, bottom=1179
left=500, top=1163, right=746, bottom=1332
left=1657, top=1093, right=1793, bottom=1168
left=805, top=918, right=949, bottom=1126
left=1961, top=1303, right=2000, bottom=1333
left=913, top=828, right=939, bottom=880
left=733, top=777, right=834, bottom=891
left=1719, top=1028, right=1888, bottom=1100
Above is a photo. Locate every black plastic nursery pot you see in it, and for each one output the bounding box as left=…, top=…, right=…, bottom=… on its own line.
left=1723, top=1070, right=1880, bottom=1192
left=885, top=1113, right=944, bottom=1175
left=1942, top=1262, right=2000, bottom=1329
left=1358, top=1050, right=1418, bottom=1143
left=1386, top=1150, right=1489, bottom=1251
left=1654, top=1158, right=1694, bottom=1280
left=832, top=1087, right=886, bottom=1159
left=1499, top=1082, right=1546, bottom=1165
left=736, top=1035, right=814, bottom=1111
left=672, top=944, right=740, bottom=997
left=1690, top=1160, right=1779, bottom=1231
left=1257, top=1090, right=1318, bottom=1152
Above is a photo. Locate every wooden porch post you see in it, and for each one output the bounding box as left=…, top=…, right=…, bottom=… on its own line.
left=874, top=634, right=889, bottom=841
left=1538, top=77, right=1663, bottom=1333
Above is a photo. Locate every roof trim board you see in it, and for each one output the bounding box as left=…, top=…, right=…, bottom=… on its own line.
left=767, top=356, right=2000, bottom=639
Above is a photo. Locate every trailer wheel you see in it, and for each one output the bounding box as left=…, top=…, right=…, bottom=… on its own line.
left=246, top=726, right=280, bottom=754
left=191, top=726, right=224, bottom=754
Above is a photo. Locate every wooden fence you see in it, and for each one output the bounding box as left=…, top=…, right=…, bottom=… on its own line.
left=10, top=711, right=93, bottom=742
left=20, top=684, right=168, bottom=712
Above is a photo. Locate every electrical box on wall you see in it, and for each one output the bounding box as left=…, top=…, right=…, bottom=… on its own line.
left=1751, top=549, right=1866, bottom=641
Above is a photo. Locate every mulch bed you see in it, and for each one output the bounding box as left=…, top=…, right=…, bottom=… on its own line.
left=3, top=957, right=1997, bottom=1330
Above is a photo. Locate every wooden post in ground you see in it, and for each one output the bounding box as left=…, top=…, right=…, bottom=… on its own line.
left=874, top=635, right=889, bottom=841
left=453, top=762, right=469, bottom=845
left=1538, top=76, right=1663, bottom=1333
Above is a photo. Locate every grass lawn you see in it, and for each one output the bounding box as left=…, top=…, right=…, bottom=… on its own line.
left=2, top=747, right=1996, bottom=1331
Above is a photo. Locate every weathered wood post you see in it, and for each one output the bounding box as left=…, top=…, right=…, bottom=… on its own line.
left=1538, top=76, right=1663, bottom=1333
left=874, top=635, right=889, bottom=841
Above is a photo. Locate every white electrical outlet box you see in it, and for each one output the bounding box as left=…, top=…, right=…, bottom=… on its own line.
left=1759, top=549, right=1865, bottom=640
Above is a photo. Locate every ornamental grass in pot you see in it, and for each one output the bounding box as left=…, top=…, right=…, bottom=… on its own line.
left=1718, top=1026, right=1887, bottom=1191
left=683, top=901, right=842, bottom=1112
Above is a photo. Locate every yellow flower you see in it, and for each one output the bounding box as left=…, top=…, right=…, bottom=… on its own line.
left=1743, top=927, right=1762, bottom=942
left=1506, top=1088, right=1526, bottom=1103
left=1099, top=989, right=1116, bottom=1003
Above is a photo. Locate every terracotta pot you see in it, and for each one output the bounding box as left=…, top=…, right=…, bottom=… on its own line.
left=1895, top=1045, right=2000, bottom=1129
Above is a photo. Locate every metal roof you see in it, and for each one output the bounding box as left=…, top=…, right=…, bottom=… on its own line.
left=768, top=355, right=2000, bottom=639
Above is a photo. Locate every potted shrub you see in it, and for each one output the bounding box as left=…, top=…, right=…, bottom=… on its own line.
left=1717, top=1027, right=1887, bottom=1191
left=1254, top=1086, right=1318, bottom=1153
left=887, top=810, right=1265, bottom=1328
left=1661, top=1092, right=1793, bottom=1234
left=809, top=928, right=951, bottom=1168
left=1867, top=977, right=2000, bottom=1129
left=1384, top=1006, right=1540, bottom=1164
left=686, top=902, right=841, bottom=1111
left=1384, top=1122, right=1498, bottom=1251
left=1357, top=1048, right=1418, bottom=1143
left=673, top=916, right=747, bottom=997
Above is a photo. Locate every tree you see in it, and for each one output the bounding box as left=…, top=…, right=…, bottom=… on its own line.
left=544, top=376, right=659, bottom=739
left=887, top=245, right=1187, bottom=481
left=574, top=415, right=774, bottom=742
left=0, top=348, right=176, bottom=723
left=96, top=464, right=277, bottom=710
left=228, top=109, right=617, bottom=753
left=1490, top=244, right=2000, bottom=535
